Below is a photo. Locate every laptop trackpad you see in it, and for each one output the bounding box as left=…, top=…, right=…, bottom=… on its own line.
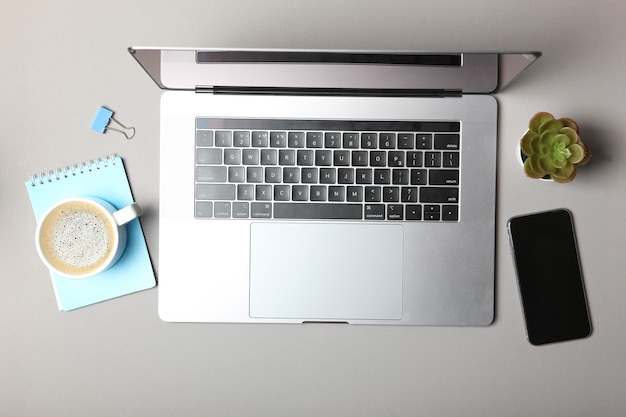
left=249, top=223, right=403, bottom=321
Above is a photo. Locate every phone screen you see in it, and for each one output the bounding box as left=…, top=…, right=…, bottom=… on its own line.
left=508, top=209, right=591, bottom=345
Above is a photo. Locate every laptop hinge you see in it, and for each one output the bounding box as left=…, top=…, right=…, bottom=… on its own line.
left=195, top=86, right=463, bottom=98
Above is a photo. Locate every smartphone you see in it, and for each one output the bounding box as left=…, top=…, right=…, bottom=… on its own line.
left=507, top=209, right=592, bottom=345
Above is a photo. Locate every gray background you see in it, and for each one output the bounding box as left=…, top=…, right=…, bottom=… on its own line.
left=2, top=0, right=626, bottom=415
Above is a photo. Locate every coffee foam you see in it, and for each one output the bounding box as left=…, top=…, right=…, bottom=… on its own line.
left=39, top=201, right=115, bottom=275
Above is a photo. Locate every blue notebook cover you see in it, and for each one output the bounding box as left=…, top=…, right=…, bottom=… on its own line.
left=25, top=155, right=156, bottom=311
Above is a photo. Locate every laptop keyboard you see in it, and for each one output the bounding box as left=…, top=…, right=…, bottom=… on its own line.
left=195, top=118, right=460, bottom=221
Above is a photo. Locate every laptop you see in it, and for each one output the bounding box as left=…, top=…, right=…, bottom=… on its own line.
left=129, top=47, right=539, bottom=325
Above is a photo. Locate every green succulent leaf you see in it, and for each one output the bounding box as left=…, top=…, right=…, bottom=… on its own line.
left=524, top=156, right=545, bottom=178
left=529, top=112, right=554, bottom=133
left=559, top=127, right=579, bottom=144
left=520, top=131, right=538, bottom=155
left=554, top=132, right=572, bottom=148
left=560, top=118, right=579, bottom=133
left=539, top=118, right=565, bottom=134
left=539, top=130, right=558, bottom=148
left=552, top=164, right=577, bottom=183
left=538, top=155, right=557, bottom=174
left=567, top=143, right=585, bottom=164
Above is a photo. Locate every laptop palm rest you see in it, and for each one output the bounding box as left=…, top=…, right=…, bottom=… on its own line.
left=249, top=223, right=403, bottom=321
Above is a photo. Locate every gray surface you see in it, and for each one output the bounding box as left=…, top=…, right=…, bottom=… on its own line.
left=2, top=0, right=626, bottom=416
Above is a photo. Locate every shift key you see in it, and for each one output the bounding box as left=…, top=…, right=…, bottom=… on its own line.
left=420, top=187, right=459, bottom=203
left=196, top=184, right=236, bottom=200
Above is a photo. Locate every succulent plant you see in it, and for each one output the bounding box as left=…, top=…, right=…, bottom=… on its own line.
left=520, top=112, right=591, bottom=183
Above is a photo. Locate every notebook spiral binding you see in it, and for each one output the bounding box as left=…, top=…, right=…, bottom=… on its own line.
left=29, top=154, right=117, bottom=187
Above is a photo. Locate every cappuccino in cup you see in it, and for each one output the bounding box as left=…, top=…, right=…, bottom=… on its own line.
left=36, top=197, right=142, bottom=279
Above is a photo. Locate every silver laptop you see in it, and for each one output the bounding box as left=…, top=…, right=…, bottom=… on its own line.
left=130, top=47, right=539, bottom=325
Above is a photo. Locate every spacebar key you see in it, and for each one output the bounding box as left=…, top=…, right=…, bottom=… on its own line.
left=274, top=203, right=362, bottom=219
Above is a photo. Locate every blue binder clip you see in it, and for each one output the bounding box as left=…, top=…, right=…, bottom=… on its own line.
left=91, top=106, right=135, bottom=139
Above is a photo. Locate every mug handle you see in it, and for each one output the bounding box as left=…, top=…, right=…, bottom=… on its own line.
left=112, top=202, right=143, bottom=226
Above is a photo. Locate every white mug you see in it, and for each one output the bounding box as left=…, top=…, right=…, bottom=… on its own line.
left=35, top=197, right=142, bottom=279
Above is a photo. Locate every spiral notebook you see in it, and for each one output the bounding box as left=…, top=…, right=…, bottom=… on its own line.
left=25, top=155, right=156, bottom=311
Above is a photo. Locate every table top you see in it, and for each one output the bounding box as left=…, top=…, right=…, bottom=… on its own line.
left=2, top=1, right=626, bottom=416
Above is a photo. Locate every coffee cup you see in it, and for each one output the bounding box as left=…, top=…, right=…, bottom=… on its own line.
left=35, top=197, right=142, bottom=279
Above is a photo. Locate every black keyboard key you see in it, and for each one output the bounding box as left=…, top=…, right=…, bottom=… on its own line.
left=242, top=149, right=260, bottom=165
left=306, top=132, right=323, bottom=148
left=364, top=204, right=385, bottom=220
left=415, top=134, right=432, bottom=149
left=247, top=167, right=263, bottom=183
left=365, top=186, right=381, bottom=202
left=274, top=203, right=362, bottom=219
left=196, top=166, right=227, bottom=182
left=233, top=202, right=250, bottom=218
left=252, top=131, right=268, bottom=147
left=383, top=187, right=400, bottom=202
left=406, top=204, right=422, bottom=220
left=260, top=149, right=278, bottom=165
left=388, top=151, right=405, bottom=167
left=398, top=133, right=415, bottom=149
left=237, top=185, right=254, bottom=200
left=274, top=185, right=290, bottom=201
left=283, top=167, right=300, bottom=183
left=270, top=132, right=287, bottom=147
left=406, top=151, right=423, bottom=167
left=325, top=132, right=341, bottom=148
left=265, top=167, right=282, bottom=183
left=288, top=132, right=305, bottom=148
left=297, top=149, right=314, bottom=166
left=338, top=168, right=354, bottom=184
left=380, top=133, right=396, bottom=149
left=251, top=202, right=272, bottom=218
left=424, top=204, right=441, bottom=221
left=224, top=149, right=241, bottom=165
left=255, top=185, right=272, bottom=201
left=370, top=151, right=386, bottom=167
left=443, top=152, right=460, bottom=168
left=352, top=151, right=368, bottom=166
left=374, top=168, right=391, bottom=184
left=387, top=204, right=404, bottom=220
left=197, top=148, right=221, bottom=164
left=410, top=169, right=427, bottom=185
left=356, top=168, right=373, bottom=184
left=196, top=130, right=214, bottom=147
left=234, top=131, right=250, bottom=147
left=310, top=186, right=327, bottom=201
left=420, top=187, right=459, bottom=203
left=434, top=134, right=460, bottom=150
left=328, top=186, right=345, bottom=202
left=228, top=166, right=245, bottom=182
left=320, top=168, right=336, bottom=184
left=442, top=205, right=459, bottom=221
left=393, top=169, right=409, bottom=185
left=346, top=186, right=363, bottom=202
left=196, top=184, right=236, bottom=200
left=425, top=152, right=441, bottom=167
left=429, top=169, right=459, bottom=185
left=292, top=185, right=309, bottom=201
left=401, top=186, right=418, bottom=202
left=215, top=131, right=232, bottom=147
left=361, top=133, right=377, bottom=149
left=334, top=150, right=350, bottom=166
left=315, top=150, right=332, bottom=166
left=279, top=149, right=296, bottom=165
left=301, top=168, right=318, bottom=183
left=195, top=201, right=213, bottom=217
left=343, top=133, right=359, bottom=148
left=214, top=202, right=231, bottom=218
